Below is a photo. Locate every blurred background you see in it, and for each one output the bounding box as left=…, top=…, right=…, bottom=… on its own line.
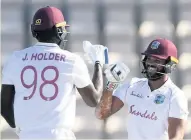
left=1, top=0, right=191, bottom=139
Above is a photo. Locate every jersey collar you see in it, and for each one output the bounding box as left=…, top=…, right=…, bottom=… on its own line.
left=35, top=42, right=59, bottom=48
left=157, top=77, right=172, bottom=92
left=147, top=77, right=172, bottom=93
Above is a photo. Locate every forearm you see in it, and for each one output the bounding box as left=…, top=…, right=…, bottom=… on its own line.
left=169, top=136, right=183, bottom=140
left=168, top=130, right=185, bottom=140
left=1, top=104, right=15, bottom=128
left=168, top=118, right=186, bottom=140
left=92, top=62, right=103, bottom=95
left=95, top=89, right=113, bottom=120
left=1, top=85, right=16, bottom=128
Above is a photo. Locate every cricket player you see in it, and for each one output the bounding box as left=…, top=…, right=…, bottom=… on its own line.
left=95, top=38, right=189, bottom=140
left=1, top=6, right=109, bottom=139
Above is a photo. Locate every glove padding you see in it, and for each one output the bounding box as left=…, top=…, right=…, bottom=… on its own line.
left=104, top=62, right=130, bottom=91
left=83, top=41, right=109, bottom=67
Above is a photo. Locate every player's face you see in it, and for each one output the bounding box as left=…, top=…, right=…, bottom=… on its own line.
left=146, top=56, right=166, bottom=68
left=145, top=56, right=166, bottom=76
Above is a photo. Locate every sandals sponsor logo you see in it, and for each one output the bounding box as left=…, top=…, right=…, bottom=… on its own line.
left=129, top=105, right=158, bottom=121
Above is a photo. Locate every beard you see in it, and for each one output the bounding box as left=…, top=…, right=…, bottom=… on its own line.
left=142, top=65, right=165, bottom=81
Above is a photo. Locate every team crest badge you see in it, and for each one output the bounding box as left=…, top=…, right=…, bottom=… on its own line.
left=154, top=94, right=165, bottom=104
left=151, top=41, right=160, bottom=49
left=35, top=19, right=42, bottom=25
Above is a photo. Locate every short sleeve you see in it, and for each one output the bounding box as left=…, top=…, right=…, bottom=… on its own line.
left=113, top=82, right=130, bottom=104
left=2, top=54, right=16, bottom=85
left=169, top=91, right=189, bottom=120
left=72, top=56, right=92, bottom=88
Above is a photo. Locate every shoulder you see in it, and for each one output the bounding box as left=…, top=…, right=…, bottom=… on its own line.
left=2, top=50, right=21, bottom=73
left=12, top=47, right=32, bottom=58
left=167, top=81, right=189, bottom=119
left=116, top=77, right=147, bottom=91
left=71, top=53, right=88, bottom=71
left=3, top=51, right=19, bottom=64
left=59, top=50, right=83, bottom=61
left=71, top=53, right=86, bottom=65
left=129, top=77, right=147, bottom=87
left=169, top=82, right=187, bottom=101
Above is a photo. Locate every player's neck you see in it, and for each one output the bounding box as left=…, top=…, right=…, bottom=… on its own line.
left=148, top=75, right=168, bottom=92
left=39, top=40, right=56, bottom=44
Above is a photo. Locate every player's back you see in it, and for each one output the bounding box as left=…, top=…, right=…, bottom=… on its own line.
left=9, top=43, right=79, bottom=139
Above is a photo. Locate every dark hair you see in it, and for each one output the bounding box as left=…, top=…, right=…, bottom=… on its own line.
left=33, top=27, right=59, bottom=43
left=31, top=25, right=68, bottom=49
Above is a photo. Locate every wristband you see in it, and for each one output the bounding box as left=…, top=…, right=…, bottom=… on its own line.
left=106, top=80, right=119, bottom=91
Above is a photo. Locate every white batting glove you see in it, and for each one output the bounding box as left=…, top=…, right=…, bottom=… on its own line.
left=83, top=41, right=109, bottom=67
left=104, top=62, right=130, bottom=91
